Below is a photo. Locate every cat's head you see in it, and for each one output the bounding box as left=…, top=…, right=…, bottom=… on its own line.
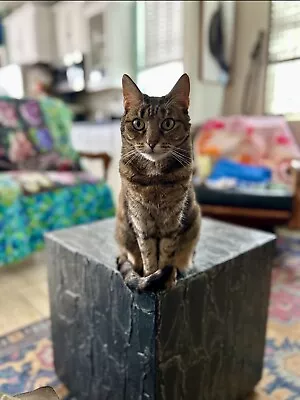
left=120, top=74, right=191, bottom=164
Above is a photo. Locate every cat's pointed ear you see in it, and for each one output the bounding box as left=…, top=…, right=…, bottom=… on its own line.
left=122, top=74, right=143, bottom=111
left=167, top=73, right=190, bottom=109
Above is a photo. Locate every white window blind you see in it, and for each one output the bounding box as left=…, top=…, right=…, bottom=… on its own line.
left=265, top=1, right=300, bottom=115
left=137, top=60, right=184, bottom=96
left=268, top=1, right=300, bottom=64
left=137, top=1, right=183, bottom=70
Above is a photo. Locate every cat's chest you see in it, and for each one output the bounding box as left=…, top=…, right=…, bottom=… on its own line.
left=128, top=183, right=186, bottom=217
left=146, top=182, right=185, bottom=202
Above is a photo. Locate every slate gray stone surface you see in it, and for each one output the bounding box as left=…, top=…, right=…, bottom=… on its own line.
left=46, top=218, right=275, bottom=400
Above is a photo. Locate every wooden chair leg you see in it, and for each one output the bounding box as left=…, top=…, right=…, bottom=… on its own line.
left=288, top=159, right=300, bottom=229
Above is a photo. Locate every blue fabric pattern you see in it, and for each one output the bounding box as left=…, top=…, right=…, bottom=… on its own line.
left=0, top=182, right=115, bottom=266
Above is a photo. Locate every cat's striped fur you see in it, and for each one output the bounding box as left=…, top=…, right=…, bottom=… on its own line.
left=116, top=73, right=201, bottom=291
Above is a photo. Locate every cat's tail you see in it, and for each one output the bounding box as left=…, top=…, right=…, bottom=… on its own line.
left=117, top=260, right=174, bottom=292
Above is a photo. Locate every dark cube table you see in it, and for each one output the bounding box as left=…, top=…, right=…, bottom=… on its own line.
left=46, top=218, right=275, bottom=400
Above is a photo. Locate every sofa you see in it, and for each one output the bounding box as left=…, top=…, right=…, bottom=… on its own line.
left=0, top=95, right=115, bottom=266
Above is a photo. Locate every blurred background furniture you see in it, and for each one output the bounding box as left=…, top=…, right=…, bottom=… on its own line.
left=0, top=96, right=114, bottom=267
left=70, top=120, right=119, bottom=184
left=193, top=116, right=300, bottom=231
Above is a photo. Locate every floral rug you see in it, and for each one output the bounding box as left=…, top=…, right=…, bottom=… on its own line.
left=0, top=230, right=300, bottom=399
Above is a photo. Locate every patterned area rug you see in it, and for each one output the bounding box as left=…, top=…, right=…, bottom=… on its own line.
left=0, top=229, right=300, bottom=399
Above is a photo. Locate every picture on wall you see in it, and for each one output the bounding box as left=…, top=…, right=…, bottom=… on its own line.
left=199, top=0, right=236, bottom=85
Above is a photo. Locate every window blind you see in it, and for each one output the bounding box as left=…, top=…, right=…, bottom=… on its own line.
left=265, top=1, right=300, bottom=114
left=138, top=1, right=183, bottom=70
left=268, top=1, right=300, bottom=63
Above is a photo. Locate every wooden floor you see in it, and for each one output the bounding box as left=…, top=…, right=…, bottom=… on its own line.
left=0, top=251, right=49, bottom=336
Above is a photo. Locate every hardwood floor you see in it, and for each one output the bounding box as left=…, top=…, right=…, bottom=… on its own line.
left=0, top=251, right=49, bottom=336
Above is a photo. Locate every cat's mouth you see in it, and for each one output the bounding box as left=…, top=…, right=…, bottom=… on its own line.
left=140, top=152, right=169, bottom=162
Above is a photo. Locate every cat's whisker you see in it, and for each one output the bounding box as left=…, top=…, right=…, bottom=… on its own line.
left=122, top=149, right=136, bottom=156
left=174, top=156, right=191, bottom=166
left=171, top=146, right=191, bottom=157
left=172, top=154, right=191, bottom=168
left=171, top=151, right=188, bottom=168
left=172, top=149, right=191, bottom=159
left=124, top=151, right=140, bottom=165
left=122, top=150, right=137, bottom=161
left=171, top=146, right=192, bottom=154
left=171, top=149, right=191, bottom=165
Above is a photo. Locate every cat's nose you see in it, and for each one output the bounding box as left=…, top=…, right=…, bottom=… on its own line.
left=147, top=142, right=157, bottom=151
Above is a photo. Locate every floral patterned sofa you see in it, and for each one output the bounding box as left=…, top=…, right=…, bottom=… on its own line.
left=0, top=96, right=115, bottom=266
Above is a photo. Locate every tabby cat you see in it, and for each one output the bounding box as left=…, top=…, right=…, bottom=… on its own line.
left=116, top=73, right=201, bottom=291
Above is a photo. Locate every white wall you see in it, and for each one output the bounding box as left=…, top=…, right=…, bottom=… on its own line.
left=183, top=1, right=225, bottom=125
left=223, top=1, right=270, bottom=115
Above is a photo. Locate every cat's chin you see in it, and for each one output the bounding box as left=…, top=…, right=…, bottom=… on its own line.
left=141, top=152, right=168, bottom=162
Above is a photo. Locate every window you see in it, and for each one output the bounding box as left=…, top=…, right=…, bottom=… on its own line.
left=136, top=1, right=184, bottom=96
left=265, top=1, right=300, bottom=115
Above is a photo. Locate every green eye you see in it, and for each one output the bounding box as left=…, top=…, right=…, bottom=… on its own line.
left=161, top=118, right=175, bottom=131
left=132, top=118, right=145, bottom=131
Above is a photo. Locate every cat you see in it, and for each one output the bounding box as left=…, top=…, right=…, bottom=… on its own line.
left=115, top=73, right=201, bottom=292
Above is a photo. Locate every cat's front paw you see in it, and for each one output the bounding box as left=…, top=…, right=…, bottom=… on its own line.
left=138, top=265, right=176, bottom=292
left=116, top=254, right=127, bottom=270
left=118, top=260, right=141, bottom=291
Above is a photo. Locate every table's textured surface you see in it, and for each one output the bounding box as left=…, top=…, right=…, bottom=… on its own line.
left=46, top=218, right=275, bottom=400
left=46, top=218, right=274, bottom=275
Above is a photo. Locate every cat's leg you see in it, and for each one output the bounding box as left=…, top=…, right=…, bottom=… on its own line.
left=117, top=231, right=175, bottom=292
left=157, top=208, right=201, bottom=287
left=175, top=216, right=201, bottom=271
left=127, top=201, right=158, bottom=276
left=116, top=211, right=143, bottom=274
left=136, top=236, right=158, bottom=276
left=158, top=236, right=178, bottom=288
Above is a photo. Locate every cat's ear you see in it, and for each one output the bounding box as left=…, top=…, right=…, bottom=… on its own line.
left=167, top=73, right=190, bottom=109
left=122, top=74, right=143, bottom=111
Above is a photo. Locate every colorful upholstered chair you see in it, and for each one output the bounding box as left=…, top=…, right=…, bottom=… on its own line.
left=0, top=96, right=114, bottom=266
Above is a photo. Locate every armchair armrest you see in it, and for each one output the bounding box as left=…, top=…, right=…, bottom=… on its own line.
left=78, top=152, right=112, bottom=181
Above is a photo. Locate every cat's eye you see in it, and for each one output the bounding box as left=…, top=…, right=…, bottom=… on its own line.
left=161, top=118, right=175, bottom=131
left=132, top=118, right=145, bottom=131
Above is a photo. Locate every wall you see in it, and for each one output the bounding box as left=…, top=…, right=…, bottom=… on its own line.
left=77, top=89, right=123, bottom=120
left=184, top=1, right=225, bottom=125
left=76, top=1, right=135, bottom=120
left=223, top=1, right=270, bottom=115
left=80, top=1, right=226, bottom=125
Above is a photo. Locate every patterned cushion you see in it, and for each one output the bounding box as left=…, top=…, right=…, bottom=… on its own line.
left=39, top=96, right=76, bottom=160
left=6, top=171, right=99, bottom=196
left=18, top=98, right=44, bottom=128
left=0, top=98, right=20, bottom=129
left=27, top=127, right=54, bottom=153
left=0, top=96, right=76, bottom=170
left=1, top=130, right=37, bottom=165
left=0, top=97, right=49, bottom=168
